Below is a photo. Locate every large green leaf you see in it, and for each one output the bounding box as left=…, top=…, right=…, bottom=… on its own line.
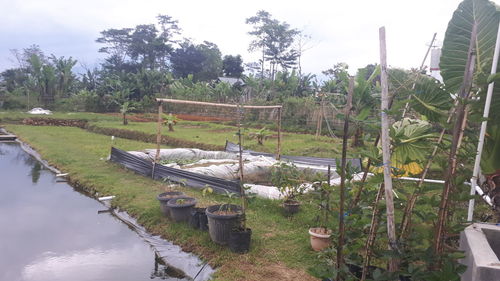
left=411, top=75, right=452, bottom=122
left=390, top=118, right=436, bottom=164
left=481, top=125, right=500, bottom=174
left=440, top=0, right=500, bottom=93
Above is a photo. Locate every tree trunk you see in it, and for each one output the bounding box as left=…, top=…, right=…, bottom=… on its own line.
left=123, top=113, right=128, bottom=125
left=168, top=124, right=174, bottom=131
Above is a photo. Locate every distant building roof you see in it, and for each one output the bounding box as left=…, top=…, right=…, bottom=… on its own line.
left=217, top=77, right=245, bottom=86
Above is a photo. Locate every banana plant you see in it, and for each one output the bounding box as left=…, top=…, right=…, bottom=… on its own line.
left=249, top=127, right=272, bottom=145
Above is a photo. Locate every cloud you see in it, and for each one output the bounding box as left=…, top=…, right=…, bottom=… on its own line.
left=0, top=0, right=475, bottom=75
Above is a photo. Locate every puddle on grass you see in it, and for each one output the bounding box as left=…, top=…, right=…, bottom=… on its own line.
left=0, top=141, right=212, bottom=281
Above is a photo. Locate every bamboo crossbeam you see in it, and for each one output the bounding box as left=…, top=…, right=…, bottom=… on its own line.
left=155, top=98, right=282, bottom=109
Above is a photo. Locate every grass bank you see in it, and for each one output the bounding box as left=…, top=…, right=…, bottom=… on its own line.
left=91, top=120, right=345, bottom=158
left=4, top=124, right=324, bottom=281
left=0, top=111, right=354, bottom=158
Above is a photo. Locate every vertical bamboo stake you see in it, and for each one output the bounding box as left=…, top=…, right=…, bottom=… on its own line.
left=401, top=32, right=437, bottom=118
left=335, top=76, right=354, bottom=281
left=277, top=107, right=282, bottom=160
left=379, top=26, right=398, bottom=272
left=468, top=21, right=500, bottom=221
left=360, top=184, right=385, bottom=281
left=237, top=104, right=246, bottom=228
left=434, top=23, right=477, bottom=257
left=155, top=101, right=163, bottom=163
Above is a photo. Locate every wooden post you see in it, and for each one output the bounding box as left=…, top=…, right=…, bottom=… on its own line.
left=155, top=101, right=163, bottom=163
left=379, top=26, right=398, bottom=272
left=277, top=107, right=282, bottom=160
left=336, top=76, right=354, bottom=281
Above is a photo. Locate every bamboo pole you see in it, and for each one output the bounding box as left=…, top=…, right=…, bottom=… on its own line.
left=155, top=101, right=163, bottom=163
left=155, top=98, right=282, bottom=109
left=277, top=107, right=282, bottom=160
left=379, top=26, right=399, bottom=272
left=467, top=21, right=500, bottom=221
left=335, top=76, right=354, bottom=281
left=401, top=33, right=437, bottom=118
left=434, top=23, right=477, bottom=257
left=237, top=103, right=246, bottom=228
left=360, top=184, right=385, bottom=281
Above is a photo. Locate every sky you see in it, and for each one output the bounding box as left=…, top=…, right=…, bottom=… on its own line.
left=0, top=0, right=488, bottom=76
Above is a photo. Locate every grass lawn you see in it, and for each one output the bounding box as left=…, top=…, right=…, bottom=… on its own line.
left=4, top=124, right=326, bottom=281
left=0, top=110, right=358, bottom=158
left=91, top=119, right=351, bottom=158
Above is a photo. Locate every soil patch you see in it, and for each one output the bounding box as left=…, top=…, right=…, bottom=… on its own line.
left=22, top=117, right=88, bottom=128
left=103, top=113, right=156, bottom=122
left=213, top=210, right=241, bottom=216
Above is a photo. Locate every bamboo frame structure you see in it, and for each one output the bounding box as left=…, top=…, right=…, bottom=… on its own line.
left=154, top=98, right=283, bottom=161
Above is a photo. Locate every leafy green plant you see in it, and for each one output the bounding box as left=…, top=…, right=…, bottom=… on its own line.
left=176, top=198, right=186, bottom=205
left=162, top=113, right=179, bottom=131
left=249, top=127, right=272, bottom=145
left=314, top=181, right=335, bottom=231
left=270, top=162, right=306, bottom=202
left=202, top=185, right=213, bottom=197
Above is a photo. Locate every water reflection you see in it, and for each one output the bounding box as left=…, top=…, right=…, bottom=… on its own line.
left=30, top=162, right=41, bottom=184
left=0, top=142, right=188, bottom=281
left=151, top=255, right=187, bottom=280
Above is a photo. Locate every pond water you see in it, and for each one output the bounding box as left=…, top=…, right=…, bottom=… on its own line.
left=0, top=142, right=189, bottom=281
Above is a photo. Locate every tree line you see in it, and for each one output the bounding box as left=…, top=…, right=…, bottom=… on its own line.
left=0, top=10, right=391, bottom=138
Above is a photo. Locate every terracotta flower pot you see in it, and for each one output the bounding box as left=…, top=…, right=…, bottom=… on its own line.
left=309, top=227, right=332, bottom=251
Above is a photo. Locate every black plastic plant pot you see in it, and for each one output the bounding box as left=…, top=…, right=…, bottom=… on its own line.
left=157, top=191, right=185, bottom=218
left=189, top=207, right=206, bottom=229
left=199, top=211, right=209, bottom=231
left=206, top=204, right=242, bottom=245
left=229, top=228, right=252, bottom=254
left=166, top=197, right=197, bottom=223
left=283, top=200, right=300, bottom=215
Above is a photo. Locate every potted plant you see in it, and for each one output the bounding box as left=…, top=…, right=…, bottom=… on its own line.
left=270, top=162, right=306, bottom=215
left=228, top=185, right=257, bottom=253
left=157, top=191, right=185, bottom=218
left=189, top=207, right=209, bottom=230
left=167, top=197, right=197, bottom=222
left=229, top=214, right=252, bottom=254
left=206, top=203, right=242, bottom=245
left=309, top=181, right=334, bottom=251
left=189, top=186, right=213, bottom=230
left=211, top=116, right=252, bottom=252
